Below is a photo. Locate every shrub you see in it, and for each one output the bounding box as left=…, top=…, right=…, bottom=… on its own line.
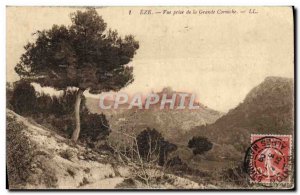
left=7, top=115, right=36, bottom=188
left=10, top=80, right=37, bottom=115
left=188, top=136, right=213, bottom=155
left=166, top=156, right=184, bottom=167
left=166, top=156, right=209, bottom=177
left=50, top=116, right=75, bottom=136
left=35, top=89, right=86, bottom=116
left=53, top=90, right=86, bottom=116
left=80, top=109, right=111, bottom=143
left=9, top=82, right=110, bottom=144
left=159, top=140, right=177, bottom=166
left=35, top=92, right=53, bottom=114
left=33, top=109, right=111, bottom=144
left=137, top=128, right=163, bottom=158
left=136, top=128, right=177, bottom=166
left=7, top=114, right=58, bottom=188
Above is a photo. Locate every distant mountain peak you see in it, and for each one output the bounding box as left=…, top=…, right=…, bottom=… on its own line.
left=264, top=76, right=293, bottom=82
left=244, top=76, right=294, bottom=104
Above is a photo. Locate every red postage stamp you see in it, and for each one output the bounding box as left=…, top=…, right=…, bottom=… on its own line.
left=247, top=134, right=292, bottom=184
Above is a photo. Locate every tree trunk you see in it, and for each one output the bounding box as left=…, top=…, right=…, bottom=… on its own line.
left=71, top=89, right=84, bottom=142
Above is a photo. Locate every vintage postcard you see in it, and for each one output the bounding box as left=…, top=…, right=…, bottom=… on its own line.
left=6, top=6, right=295, bottom=190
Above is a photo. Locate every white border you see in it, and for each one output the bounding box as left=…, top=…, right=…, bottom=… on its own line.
left=1, top=0, right=299, bottom=194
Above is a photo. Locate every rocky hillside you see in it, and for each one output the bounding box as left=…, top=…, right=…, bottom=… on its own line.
left=6, top=109, right=205, bottom=189
left=86, top=88, right=222, bottom=143
left=184, top=77, right=294, bottom=160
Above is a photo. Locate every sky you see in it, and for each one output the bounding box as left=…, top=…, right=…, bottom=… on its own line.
left=6, top=7, right=294, bottom=112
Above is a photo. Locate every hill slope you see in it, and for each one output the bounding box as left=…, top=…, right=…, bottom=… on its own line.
left=6, top=109, right=203, bottom=189
left=184, top=76, right=294, bottom=160
left=7, top=109, right=124, bottom=189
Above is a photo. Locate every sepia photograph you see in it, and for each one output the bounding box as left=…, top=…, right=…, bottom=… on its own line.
left=6, top=6, right=295, bottom=190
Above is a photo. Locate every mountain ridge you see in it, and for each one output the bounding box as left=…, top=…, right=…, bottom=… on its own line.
left=85, top=87, right=223, bottom=143
left=182, top=76, right=294, bottom=160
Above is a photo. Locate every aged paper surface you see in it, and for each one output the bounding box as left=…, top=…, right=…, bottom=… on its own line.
left=6, top=7, right=294, bottom=190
